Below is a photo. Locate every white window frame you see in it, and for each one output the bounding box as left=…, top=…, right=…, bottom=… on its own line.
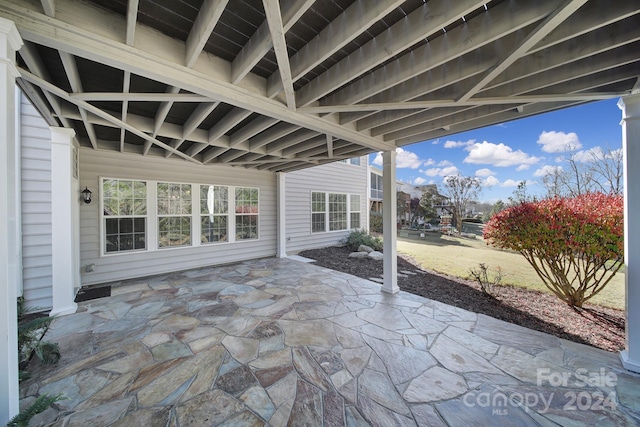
left=157, top=182, right=193, bottom=249
left=200, top=185, right=229, bottom=245
left=350, top=194, right=361, bottom=229
left=311, top=191, right=326, bottom=233
left=100, top=178, right=261, bottom=256
left=101, top=178, right=148, bottom=255
left=235, top=187, right=260, bottom=241
left=310, top=191, right=360, bottom=233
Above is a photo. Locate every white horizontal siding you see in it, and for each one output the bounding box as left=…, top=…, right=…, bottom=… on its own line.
left=79, top=148, right=277, bottom=286
left=19, top=92, right=53, bottom=309
left=285, top=158, right=368, bottom=253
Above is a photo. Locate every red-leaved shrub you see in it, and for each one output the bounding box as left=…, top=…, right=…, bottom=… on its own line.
left=483, top=193, right=623, bottom=307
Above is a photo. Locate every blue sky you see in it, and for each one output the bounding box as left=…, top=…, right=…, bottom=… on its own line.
left=369, top=98, right=623, bottom=203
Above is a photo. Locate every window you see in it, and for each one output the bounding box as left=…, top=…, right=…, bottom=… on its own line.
left=157, top=182, right=192, bottom=248
left=350, top=194, right=361, bottom=229
left=329, top=193, right=347, bottom=231
left=371, top=172, right=383, bottom=199
left=311, top=192, right=326, bottom=233
left=340, top=158, right=361, bottom=165
left=103, top=179, right=147, bottom=253
left=235, top=187, right=259, bottom=240
left=200, top=185, right=228, bottom=243
left=101, top=179, right=260, bottom=254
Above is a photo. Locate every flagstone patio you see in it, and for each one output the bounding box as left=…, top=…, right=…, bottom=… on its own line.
left=20, top=258, right=640, bottom=426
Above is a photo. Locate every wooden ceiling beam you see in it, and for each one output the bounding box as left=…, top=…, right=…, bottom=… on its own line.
left=231, top=0, right=313, bottom=84
left=185, top=0, right=228, bottom=68
left=58, top=51, right=98, bottom=149
left=262, top=0, right=296, bottom=109
left=0, top=1, right=397, bottom=152
left=295, top=0, right=490, bottom=107
left=319, top=0, right=561, bottom=108
left=457, top=0, right=589, bottom=103
left=266, top=0, right=404, bottom=97
left=20, top=69, right=203, bottom=164
left=126, top=0, right=138, bottom=46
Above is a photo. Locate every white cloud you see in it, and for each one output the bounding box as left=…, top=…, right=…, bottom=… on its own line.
left=501, top=179, right=522, bottom=187
left=444, top=139, right=475, bottom=149
left=484, top=176, right=500, bottom=187
left=423, top=165, right=460, bottom=177
left=534, top=165, right=563, bottom=177
left=413, top=177, right=427, bottom=185
left=572, top=146, right=603, bottom=163
left=423, top=158, right=436, bottom=166
left=431, top=139, right=440, bottom=145
left=537, top=130, right=582, bottom=153
left=501, top=179, right=536, bottom=188
left=437, top=160, right=453, bottom=167
left=515, top=164, right=531, bottom=171
left=463, top=141, right=541, bottom=168
left=475, top=168, right=496, bottom=177
left=372, top=147, right=423, bottom=169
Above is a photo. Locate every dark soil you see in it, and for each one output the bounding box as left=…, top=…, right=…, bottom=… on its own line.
left=299, top=246, right=625, bottom=352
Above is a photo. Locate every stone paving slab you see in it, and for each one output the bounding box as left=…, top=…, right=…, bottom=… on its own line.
left=20, top=258, right=640, bottom=426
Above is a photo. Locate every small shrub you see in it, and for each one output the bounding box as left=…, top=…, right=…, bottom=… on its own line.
left=469, top=263, right=502, bottom=297
left=7, top=394, right=65, bottom=427
left=17, top=298, right=60, bottom=374
left=342, top=229, right=383, bottom=252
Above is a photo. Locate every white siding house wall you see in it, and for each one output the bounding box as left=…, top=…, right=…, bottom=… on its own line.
left=19, top=92, right=53, bottom=309
left=79, top=148, right=277, bottom=286
left=285, top=158, right=368, bottom=253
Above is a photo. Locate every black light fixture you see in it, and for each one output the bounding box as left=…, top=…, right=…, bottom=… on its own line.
left=81, top=186, right=92, bottom=204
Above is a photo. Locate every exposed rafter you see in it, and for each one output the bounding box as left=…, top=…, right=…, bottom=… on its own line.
left=20, top=69, right=203, bottom=164
left=262, top=0, right=296, bottom=109
left=457, top=0, right=589, bottom=103
left=58, top=51, right=98, bottom=149
left=2, top=0, right=638, bottom=172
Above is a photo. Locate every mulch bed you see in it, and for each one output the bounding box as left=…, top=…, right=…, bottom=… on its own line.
left=299, top=246, right=625, bottom=352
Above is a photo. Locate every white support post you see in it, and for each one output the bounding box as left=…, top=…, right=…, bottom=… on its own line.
left=619, top=94, right=640, bottom=373
left=382, top=150, right=399, bottom=293
left=50, top=127, right=79, bottom=317
left=276, top=172, right=287, bottom=258
left=0, top=17, right=22, bottom=424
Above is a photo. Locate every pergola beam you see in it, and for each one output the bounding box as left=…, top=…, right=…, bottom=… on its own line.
left=266, top=0, right=405, bottom=97
left=458, top=0, right=590, bottom=103
left=20, top=69, right=203, bottom=164
left=58, top=51, right=98, bottom=149
left=302, top=93, right=621, bottom=114
left=185, top=0, right=228, bottom=68
left=125, top=0, right=138, bottom=45
left=231, top=0, right=313, bottom=84
left=262, top=0, right=295, bottom=109
left=319, top=0, right=561, bottom=108
left=295, top=0, right=495, bottom=107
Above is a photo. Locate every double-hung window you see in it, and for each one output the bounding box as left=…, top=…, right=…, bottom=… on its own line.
left=103, top=179, right=147, bottom=253
left=311, top=192, right=326, bottom=232
left=200, top=185, right=228, bottom=243
left=329, top=193, right=347, bottom=231
left=157, top=182, right=192, bottom=248
left=350, top=194, right=361, bottom=229
left=235, top=187, right=259, bottom=240
left=311, top=192, right=361, bottom=233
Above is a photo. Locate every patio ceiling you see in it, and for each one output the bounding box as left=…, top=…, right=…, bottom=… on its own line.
left=2, top=0, right=640, bottom=172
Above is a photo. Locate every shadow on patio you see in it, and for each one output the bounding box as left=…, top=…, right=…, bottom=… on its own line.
left=20, top=258, right=640, bottom=426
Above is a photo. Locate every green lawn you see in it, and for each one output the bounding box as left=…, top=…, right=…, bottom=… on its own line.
left=396, top=227, right=625, bottom=310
